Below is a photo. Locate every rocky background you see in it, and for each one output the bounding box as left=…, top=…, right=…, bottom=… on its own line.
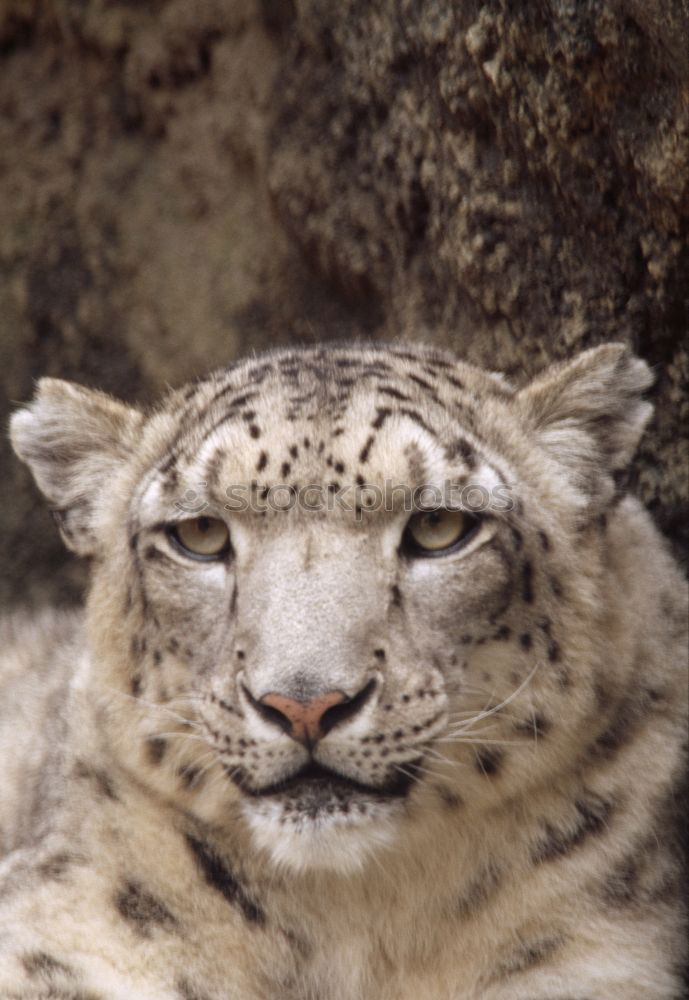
left=1, top=0, right=687, bottom=608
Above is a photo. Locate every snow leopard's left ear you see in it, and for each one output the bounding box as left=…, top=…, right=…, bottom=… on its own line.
left=10, top=378, right=143, bottom=556
left=516, top=344, right=653, bottom=501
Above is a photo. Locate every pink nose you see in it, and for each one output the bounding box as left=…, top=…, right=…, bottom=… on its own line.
left=259, top=691, right=347, bottom=745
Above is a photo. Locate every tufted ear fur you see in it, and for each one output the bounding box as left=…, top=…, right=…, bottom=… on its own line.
left=10, top=378, right=143, bottom=556
left=516, top=344, right=653, bottom=508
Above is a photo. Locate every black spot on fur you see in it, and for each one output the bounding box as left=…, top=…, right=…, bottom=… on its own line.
left=398, top=406, right=434, bottom=435
left=21, top=950, right=73, bottom=980
left=445, top=437, right=476, bottom=468
left=600, top=854, right=640, bottom=907
left=519, top=632, right=532, bottom=651
left=146, top=737, right=167, bottom=765
left=185, top=834, right=265, bottom=925
left=131, top=673, right=142, bottom=696
left=456, top=862, right=501, bottom=918
left=378, top=386, right=411, bottom=402
left=74, top=761, right=118, bottom=801
left=230, top=582, right=238, bottom=616
left=407, top=372, right=435, bottom=394
left=359, top=434, right=375, bottom=463
left=497, top=934, right=563, bottom=978
left=475, top=748, right=504, bottom=776
left=589, top=694, right=649, bottom=762
left=372, top=407, right=392, bottom=430
left=37, top=852, right=79, bottom=880
left=493, top=624, right=511, bottom=640
left=179, top=765, right=202, bottom=789
left=281, top=461, right=291, bottom=477
left=390, top=584, right=403, bottom=608
left=522, top=560, right=534, bottom=603
left=249, top=424, right=261, bottom=439
left=256, top=451, right=268, bottom=472
left=436, top=785, right=464, bottom=809
left=115, top=880, right=178, bottom=936
left=391, top=349, right=422, bottom=363
left=176, top=977, right=213, bottom=1000
left=204, top=451, right=223, bottom=489
left=514, top=712, right=550, bottom=738
left=531, top=794, right=615, bottom=864
left=538, top=529, right=551, bottom=551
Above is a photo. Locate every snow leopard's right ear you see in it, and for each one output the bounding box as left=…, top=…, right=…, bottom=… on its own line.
left=515, top=343, right=653, bottom=510
left=10, top=378, right=143, bottom=556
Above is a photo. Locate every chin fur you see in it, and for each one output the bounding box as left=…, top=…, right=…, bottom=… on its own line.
left=241, top=796, right=402, bottom=874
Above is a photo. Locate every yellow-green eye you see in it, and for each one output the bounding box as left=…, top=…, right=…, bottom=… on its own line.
left=168, top=517, right=231, bottom=560
left=403, top=509, right=477, bottom=556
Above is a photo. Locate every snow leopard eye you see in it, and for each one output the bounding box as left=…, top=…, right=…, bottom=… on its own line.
left=402, top=509, right=478, bottom=557
left=167, top=517, right=231, bottom=560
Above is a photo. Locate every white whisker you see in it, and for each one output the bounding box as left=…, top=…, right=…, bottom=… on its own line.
left=445, top=665, right=540, bottom=735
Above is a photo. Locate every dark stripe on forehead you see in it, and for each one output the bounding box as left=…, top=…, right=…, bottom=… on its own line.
left=359, top=434, right=375, bottom=463
left=377, top=386, right=412, bottom=402
left=445, top=437, right=476, bottom=467
left=196, top=390, right=261, bottom=445
left=372, top=407, right=392, bottom=430
left=423, top=356, right=454, bottom=370
left=158, top=373, right=239, bottom=473
left=180, top=366, right=237, bottom=404
left=406, top=372, right=440, bottom=397
left=389, top=348, right=428, bottom=363
left=244, top=361, right=273, bottom=383
left=202, top=383, right=260, bottom=419
left=288, top=390, right=319, bottom=407
left=167, top=388, right=264, bottom=474
left=362, top=364, right=395, bottom=378
left=398, top=407, right=436, bottom=437
left=159, top=358, right=278, bottom=475
left=204, top=449, right=224, bottom=491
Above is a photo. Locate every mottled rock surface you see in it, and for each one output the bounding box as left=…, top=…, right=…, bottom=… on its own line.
left=1, top=0, right=687, bottom=606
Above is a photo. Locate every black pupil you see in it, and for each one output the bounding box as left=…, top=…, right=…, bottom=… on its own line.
left=197, top=517, right=210, bottom=533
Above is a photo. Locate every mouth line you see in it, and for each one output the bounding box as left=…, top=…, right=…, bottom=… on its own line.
left=233, top=759, right=423, bottom=800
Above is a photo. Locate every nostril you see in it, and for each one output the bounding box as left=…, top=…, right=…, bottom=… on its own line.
left=242, top=684, right=295, bottom=736
left=251, top=697, right=293, bottom=736
left=319, top=678, right=377, bottom=737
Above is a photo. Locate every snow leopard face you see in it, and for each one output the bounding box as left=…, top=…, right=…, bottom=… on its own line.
left=11, top=342, right=656, bottom=872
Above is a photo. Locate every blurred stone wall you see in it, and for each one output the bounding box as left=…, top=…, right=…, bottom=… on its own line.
left=1, top=0, right=687, bottom=608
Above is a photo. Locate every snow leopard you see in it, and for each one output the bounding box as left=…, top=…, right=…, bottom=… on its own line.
left=0, top=341, right=686, bottom=1000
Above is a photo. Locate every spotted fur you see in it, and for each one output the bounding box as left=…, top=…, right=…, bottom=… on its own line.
left=0, top=343, right=686, bottom=999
